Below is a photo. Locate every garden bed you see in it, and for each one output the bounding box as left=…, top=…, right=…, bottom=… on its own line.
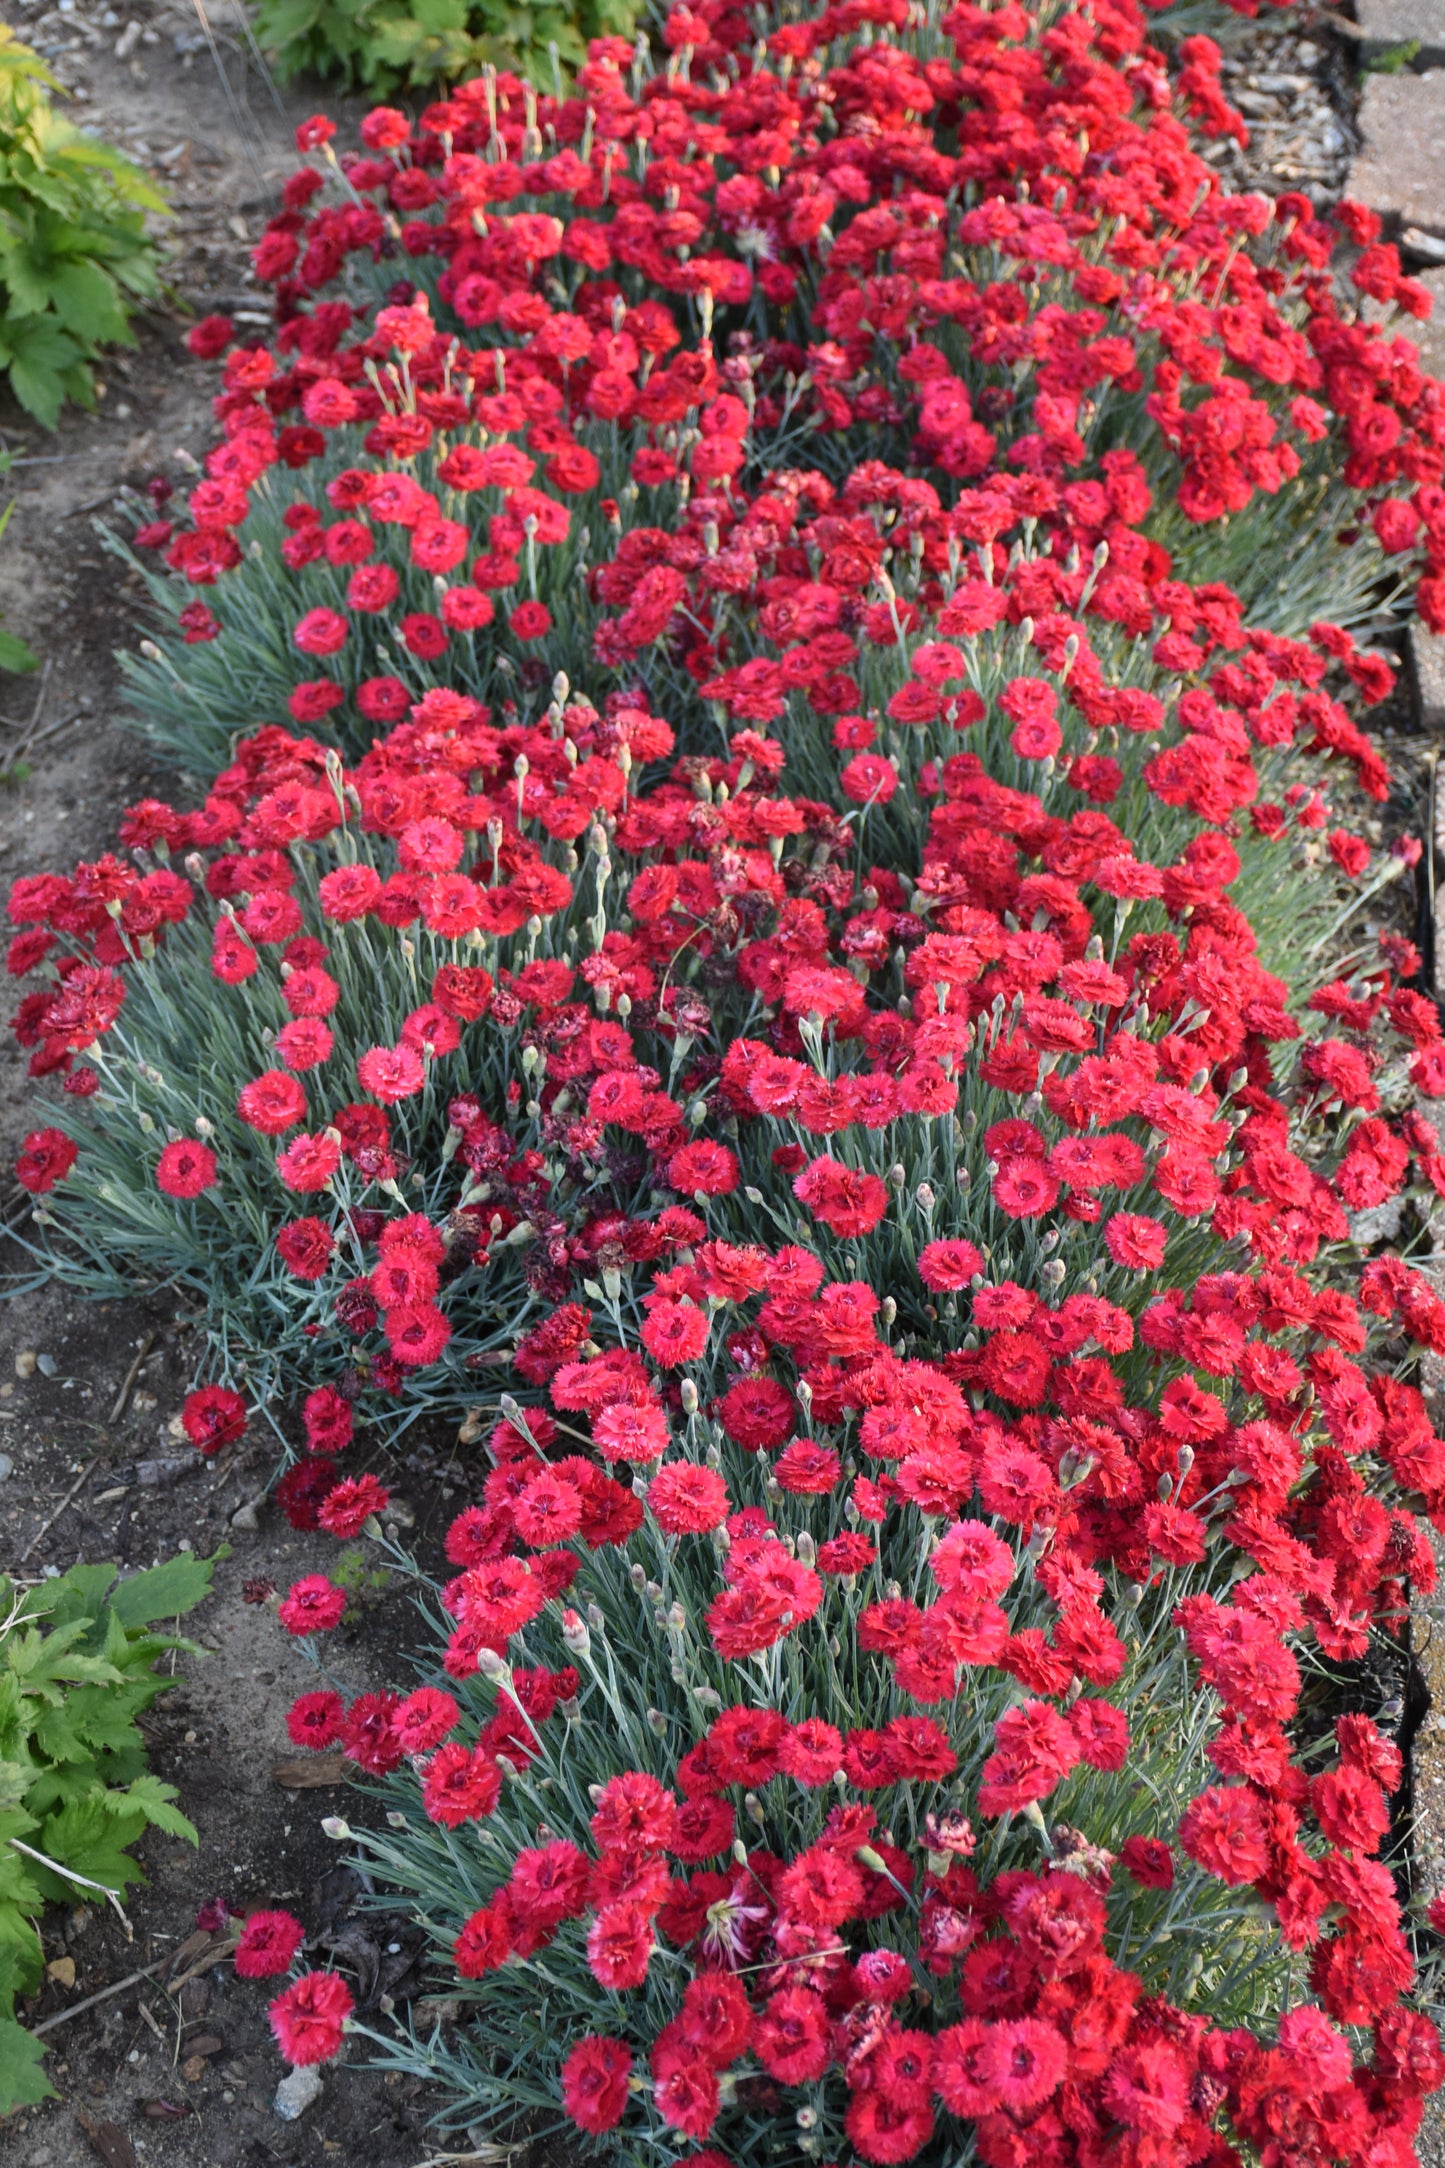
left=6, top=0, right=1445, bottom=2164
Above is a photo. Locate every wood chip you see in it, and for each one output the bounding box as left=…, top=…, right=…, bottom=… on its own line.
left=164, top=1929, right=214, bottom=1978
left=271, top=1750, right=350, bottom=1789
left=74, top=2108, right=136, bottom=2168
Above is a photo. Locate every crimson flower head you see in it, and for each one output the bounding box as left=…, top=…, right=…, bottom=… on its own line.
left=237, top=1070, right=307, bottom=1136
left=560, top=2034, right=631, bottom=2134
left=392, top=1686, right=459, bottom=1755
left=276, top=1457, right=338, bottom=1531
left=1119, top=1836, right=1175, bottom=1890
left=317, top=1472, right=389, bottom=1538
left=177, top=602, right=220, bottom=641
left=181, top=1384, right=247, bottom=1455
left=286, top=1689, right=345, bottom=1750
left=276, top=1131, right=341, bottom=1194
left=1104, top=1212, right=1168, bottom=1272
left=15, top=1127, right=78, bottom=1194
left=156, top=1138, right=218, bottom=1198
left=342, top=1690, right=404, bottom=1774
left=356, top=1043, right=424, bottom=1103
left=918, top=1238, right=984, bottom=1292
left=268, top=1970, right=353, bottom=2065
left=277, top=1217, right=335, bottom=1281
left=277, top=1575, right=346, bottom=1636
left=292, top=608, right=348, bottom=658
left=185, top=314, right=234, bottom=361
left=294, top=114, right=336, bottom=152
left=303, top=1385, right=353, bottom=1455
left=510, top=600, right=553, bottom=641
left=793, top=1154, right=888, bottom=1239
left=194, top=1896, right=241, bottom=1934
left=235, top=1909, right=304, bottom=1979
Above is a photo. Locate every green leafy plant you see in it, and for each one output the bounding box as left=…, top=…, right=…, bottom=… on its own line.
left=329, top=1544, right=393, bottom=1605
left=250, top=0, right=636, bottom=96
left=0, top=492, right=37, bottom=676
left=0, top=25, right=165, bottom=429
left=1364, top=38, right=1421, bottom=71
left=0, top=1551, right=216, bottom=2114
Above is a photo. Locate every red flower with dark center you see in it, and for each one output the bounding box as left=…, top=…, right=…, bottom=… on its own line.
left=268, top=1971, right=353, bottom=2064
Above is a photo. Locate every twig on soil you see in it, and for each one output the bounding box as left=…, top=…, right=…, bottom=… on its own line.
left=11, top=710, right=88, bottom=765
left=28, top=706, right=86, bottom=747
left=31, top=1933, right=234, bottom=2040
left=19, top=1454, right=103, bottom=1563
left=12, top=655, right=51, bottom=740
left=135, top=1998, right=168, bottom=2050
left=31, top=1955, right=168, bottom=2036
left=415, top=2150, right=521, bottom=2167
left=109, top=1333, right=157, bottom=1427
left=9, top=1838, right=130, bottom=1935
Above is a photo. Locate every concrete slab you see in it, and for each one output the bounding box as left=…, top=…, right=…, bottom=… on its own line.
left=1357, top=0, right=1445, bottom=72
left=1348, top=70, right=1445, bottom=236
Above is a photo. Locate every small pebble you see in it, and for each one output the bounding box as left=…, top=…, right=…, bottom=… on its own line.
left=274, top=2065, right=324, bottom=2120
left=14, top=1351, right=36, bottom=1379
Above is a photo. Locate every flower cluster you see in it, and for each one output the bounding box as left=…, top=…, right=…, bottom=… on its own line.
left=11, top=0, right=1445, bottom=2160
left=110, top=0, right=1445, bottom=779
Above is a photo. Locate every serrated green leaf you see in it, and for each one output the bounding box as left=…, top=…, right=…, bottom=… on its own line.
left=108, top=1551, right=215, bottom=1629
left=33, top=1683, right=143, bottom=1765
left=0, top=1920, right=43, bottom=2015
left=2, top=251, right=55, bottom=319
left=7, top=347, right=62, bottom=426
left=45, top=258, right=126, bottom=344
left=26, top=1563, right=116, bottom=1631
left=25, top=1796, right=146, bottom=1901
left=122, top=1774, right=196, bottom=1843
left=54, top=134, right=167, bottom=213
left=0, top=2019, right=54, bottom=2115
